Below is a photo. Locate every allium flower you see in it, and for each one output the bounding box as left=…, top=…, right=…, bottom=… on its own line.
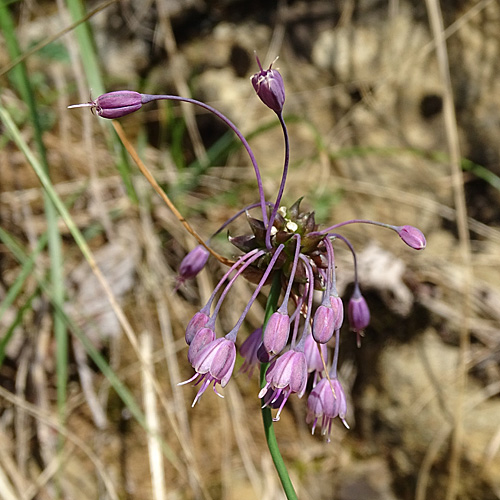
left=396, top=225, right=427, bottom=250
left=348, top=285, right=370, bottom=335
left=329, top=294, right=344, bottom=331
left=180, top=337, right=236, bottom=407
left=175, top=244, right=210, bottom=291
left=304, top=333, right=327, bottom=387
left=70, top=55, right=426, bottom=464
left=312, top=304, right=336, bottom=344
left=187, top=327, right=215, bottom=364
left=185, top=311, right=210, bottom=345
left=68, top=91, right=149, bottom=118
left=263, top=311, right=290, bottom=356
left=251, top=55, right=285, bottom=115
left=239, top=327, right=263, bottom=377
left=259, top=349, right=308, bottom=421
left=306, top=377, right=349, bottom=442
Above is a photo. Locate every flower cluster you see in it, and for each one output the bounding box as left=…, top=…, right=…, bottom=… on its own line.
left=69, top=56, right=426, bottom=441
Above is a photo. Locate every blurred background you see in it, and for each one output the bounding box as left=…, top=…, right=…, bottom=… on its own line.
left=1, top=0, right=500, bottom=499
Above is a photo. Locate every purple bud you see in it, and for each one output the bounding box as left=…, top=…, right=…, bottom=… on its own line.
left=187, top=327, right=215, bottom=364
left=239, top=327, right=263, bottom=377
left=68, top=91, right=145, bottom=119
left=304, top=333, right=327, bottom=374
left=312, top=304, right=335, bottom=344
left=329, top=294, right=344, bottom=331
left=396, top=225, right=426, bottom=250
left=348, top=286, right=370, bottom=334
left=185, top=311, right=210, bottom=345
left=251, top=56, right=285, bottom=114
left=263, top=311, right=290, bottom=356
left=175, top=245, right=210, bottom=290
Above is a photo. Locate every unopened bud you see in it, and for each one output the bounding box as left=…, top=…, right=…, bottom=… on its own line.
left=348, top=286, right=370, bottom=333
left=185, top=311, right=210, bottom=345
left=68, top=90, right=145, bottom=119
left=251, top=55, right=285, bottom=114
left=263, top=311, right=290, bottom=356
left=312, top=304, right=335, bottom=344
left=175, top=245, right=210, bottom=290
left=396, top=225, right=426, bottom=250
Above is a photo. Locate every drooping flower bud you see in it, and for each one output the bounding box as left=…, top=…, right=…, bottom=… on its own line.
left=304, top=333, right=327, bottom=375
left=263, top=311, right=290, bottom=356
left=239, top=327, right=263, bottom=377
left=251, top=55, right=285, bottom=114
left=187, top=327, right=215, bottom=364
left=312, top=304, right=335, bottom=344
left=348, top=285, right=370, bottom=337
left=68, top=91, right=146, bottom=119
left=329, top=294, right=344, bottom=331
left=185, top=311, right=210, bottom=345
left=175, top=245, right=210, bottom=290
left=396, top=225, right=426, bottom=250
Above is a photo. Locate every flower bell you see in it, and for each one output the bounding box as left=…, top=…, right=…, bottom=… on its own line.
left=251, top=55, right=285, bottom=115
left=396, top=225, right=427, bottom=250
left=175, top=244, right=210, bottom=290
left=68, top=91, right=147, bottom=118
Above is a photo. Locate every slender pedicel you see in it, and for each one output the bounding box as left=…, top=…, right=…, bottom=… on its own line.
left=265, top=113, right=290, bottom=249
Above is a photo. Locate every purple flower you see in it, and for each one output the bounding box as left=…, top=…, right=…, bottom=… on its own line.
left=304, top=333, right=327, bottom=387
left=263, top=311, right=290, bottom=356
left=68, top=91, right=146, bottom=118
left=329, top=294, right=344, bottom=331
left=306, top=377, right=349, bottom=442
left=251, top=56, right=285, bottom=114
left=258, top=350, right=308, bottom=421
left=239, top=327, right=263, bottom=377
left=180, top=337, right=236, bottom=407
left=312, top=304, right=335, bottom=344
left=185, top=311, right=210, bottom=345
left=348, top=285, right=370, bottom=334
left=175, top=245, right=210, bottom=290
left=187, top=327, right=215, bottom=364
left=396, top=225, right=427, bottom=250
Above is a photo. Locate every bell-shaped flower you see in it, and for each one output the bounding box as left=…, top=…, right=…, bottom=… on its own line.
left=312, top=304, right=335, bottom=344
left=263, top=311, right=290, bottom=356
left=251, top=56, right=285, bottom=114
left=329, top=294, right=344, bottom=331
left=175, top=244, right=210, bottom=290
left=239, top=327, right=263, bottom=377
left=185, top=311, right=210, bottom=345
left=187, top=327, right=215, bottom=364
left=68, top=90, right=146, bottom=118
left=396, top=225, right=426, bottom=250
left=258, top=350, right=308, bottom=421
left=306, top=377, right=349, bottom=442
left=180, top=337, right=236, bottom=407
left=348, top=285, right=370, bottom=334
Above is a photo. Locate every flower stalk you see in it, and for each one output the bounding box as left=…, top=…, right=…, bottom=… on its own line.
left=260, top=273, right=298, bottom=500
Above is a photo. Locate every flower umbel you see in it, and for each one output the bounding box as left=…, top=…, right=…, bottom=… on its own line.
left=69, top=55, right=426, bottom=448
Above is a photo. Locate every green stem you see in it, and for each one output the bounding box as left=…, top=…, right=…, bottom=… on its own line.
left=260, top=273, right=298, bottom=500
